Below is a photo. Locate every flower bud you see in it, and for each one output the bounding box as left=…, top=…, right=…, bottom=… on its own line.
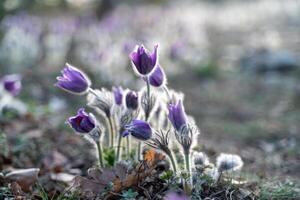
left=123, top=119, right=152, bottom=140
left=1, top=74, right=22, bottom=96
left=130, top=44, right=158, bottom=75
left=167, top=100, right=187, bottom=132
left=112, top=86, right=123, bottom=106
left=125, top=90, right=139, bottom=110
left=148, top=64, right=166, bottom=87
left=67, top=108, right=95, bottom=133
left=56, top=63, right=91, bottom=94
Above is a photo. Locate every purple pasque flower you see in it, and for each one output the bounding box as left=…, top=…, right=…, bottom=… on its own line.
left=123, top=119, right=152, bottom=140
left=56, top=63, right=91, bottom=94
left=168, top=100, right=188, bottom=132
left=2, top=74, right=22, bottom=96
left=68, top=108, right=96, bottom=133
left=130, top=44, right=158, bottom=75
left=164, top=192, right=189, bottom=200
left=148, top=64, right=166, bottom=87
left=112, top=86, right=123, bottom=106
left=125, top=90, right=139, bottom=110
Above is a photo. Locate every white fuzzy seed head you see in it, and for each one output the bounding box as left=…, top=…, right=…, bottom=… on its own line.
left=193, top=152, right=209, bottom=166
left=216, top=153, right=243, bottom=172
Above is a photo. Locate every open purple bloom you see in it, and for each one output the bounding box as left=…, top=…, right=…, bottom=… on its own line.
left=68, top=108, right=95, bottom=133
left=123, top=119, right=152, bottom=140
left=2, top=74, right=22, bottom=96
left=56, top=63, right=91, bottom=94
left=130, top=44, right=158, bottom=75
left=168, top=100, right=187, bottom=131
left=125, top=90, right=139, bottom=110
left=148, top=64, right=166, bottom=87
left=164, top=192, right=189, bottom=200
left=112, top=86, right=123, bottom=106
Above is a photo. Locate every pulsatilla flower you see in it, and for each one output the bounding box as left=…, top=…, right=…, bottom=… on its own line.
left=168, top=100, right=187, bottom=132
left=56, top=63, right=91, bottom=94
left=112, top=86, right=123, bottom=106
left=68, top=108, right=96, bottom=133
left=130, top=44, right=158, bottom=75
left=123, top=119, right=152, bottom=140
left=125, top=90, right=139, bottom=110
left=216, top=153, right=243, bottom=172
left=148, top=64, right=166, bottom=87
left=1, top=74, right=22, bottom=96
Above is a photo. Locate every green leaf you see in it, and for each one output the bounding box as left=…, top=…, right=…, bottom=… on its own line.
left=103, top=147, right=115, bottom=167
left=121, top=189, right=138, bottom=200
left=159, top=170, right=174, bottom=181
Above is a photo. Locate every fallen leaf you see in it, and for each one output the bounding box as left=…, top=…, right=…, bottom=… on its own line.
left=5, top=168, right=39, bottom=192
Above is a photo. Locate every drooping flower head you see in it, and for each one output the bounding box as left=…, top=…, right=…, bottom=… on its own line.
left=164, top=192, right=189, bottom=200
left=68, top=108, right=95, bottom=133
left=56, top=63, right=91, bottom=94
left=148, top=64, right=166, bottom=87
left=1, top=74, right=22, bottom=96
left=123, top=119, right=152, bottom=140
left=125, top=90, right=139, bottom=110
left=216, top=153, right=243, bottom=172
left=112, top=86, right=123, bottom=106
left=168, top=100, right=187, bottom=131
left=130, top=44, right=158, bottom=76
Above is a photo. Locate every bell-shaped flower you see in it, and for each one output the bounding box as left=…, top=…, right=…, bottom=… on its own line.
left=68, top=108, right=96, bottom=133
left=167, top=100, right=187, bottom=131
left=148, top=64, right=166, bottom=87
left=125, top=90, right=139, bottom=110
left=123, top=119, right=152, bottom=140
left=130, top=44, right=158, bottom=76
left=56, top=63, right=91, bottom=94
left=1, top=74, right=22, bottom=96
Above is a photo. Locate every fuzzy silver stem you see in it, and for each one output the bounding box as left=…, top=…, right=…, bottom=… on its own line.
left=183, top=150, right=192, bottom=195
left=116, top=130, right=123, bottom=161
left=96, top=140, right=104, bottom=167
left=126, top=136, right=131, bottom=159
left=166, top=150, right=177, bottom=173
left=108, top=116, right=115, bottom=147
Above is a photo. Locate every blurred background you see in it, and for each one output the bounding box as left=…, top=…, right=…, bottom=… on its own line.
left=1, top=0, right=300, bottom=190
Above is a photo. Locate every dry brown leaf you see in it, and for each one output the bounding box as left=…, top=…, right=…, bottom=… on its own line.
left=73, top=150, right=166, bottom=197
left=5, top=168, right=39, bottom=192
left=72, top=176, right=106, bottom=194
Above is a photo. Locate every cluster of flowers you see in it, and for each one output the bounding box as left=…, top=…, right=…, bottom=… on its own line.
left=56, top=44, right=243, bottom=197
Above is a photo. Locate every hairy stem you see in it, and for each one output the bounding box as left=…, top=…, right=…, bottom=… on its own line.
left=163, top=85, right=171, bottom=100
left=183, top=150, right=192, bottom=195
left=126, top=136, right=131, bottom=159
left=96, top=140, right=104, bottom=167
left=107, top=116, right=115, bottom=147
left=137, top=76, right=151, bottom=161
left=116, top=130, right=123, bottom=161
left=166, top=150, right=177, bottom=173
